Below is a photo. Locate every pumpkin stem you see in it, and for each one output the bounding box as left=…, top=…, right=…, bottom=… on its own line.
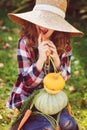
left=57, top=112, right=61, bottom=123
left=48, top=56, right=51, bottom=73
left=53, top=72, right=62, bottom=79
left=56, top=111, right=61, bottom=130
left=49, top=56, right=57, bottom=72
left=44, top=56, right=58, bottom=75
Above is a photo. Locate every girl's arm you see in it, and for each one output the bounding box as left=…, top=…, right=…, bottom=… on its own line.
left=17, top=38, right=44, bottom=87
left=6, top=36, right=50, bottom=109
left=58, top=49, right=72, bottom=81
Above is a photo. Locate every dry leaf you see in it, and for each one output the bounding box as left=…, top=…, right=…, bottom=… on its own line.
left=3, top=43, right=11, bottom=49
left=69, top=86, right=76, bottom=92
left=14, top=108, right=20, bottom=116
left=8, top=36, right=13, bottom=41
left=1, top=26, right=7, bottom=30
left=85, top=63, right=87, bottom=68
left=0, top=78, right=3, bottom=83
left=0, top=20, right=3, bottom=26
left=74, top=70, right=79, bottom=76
left=0, top=63, right=4, bottom=68
left=75, top=41, right=81, bottom=45
left=7, top=114, right=13, bottom=120
left=12, top=28, right=20, bottom=33
left=0, top=114, right=3, bottom=120
left=81, top=69, right=85, bottom=74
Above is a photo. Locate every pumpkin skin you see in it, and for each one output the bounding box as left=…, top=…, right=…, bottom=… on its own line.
left=35, top=90, right=68, bottom=115
left=43, top=73, right=65, bottom=92
left=44, top=85, right=60, bottom=94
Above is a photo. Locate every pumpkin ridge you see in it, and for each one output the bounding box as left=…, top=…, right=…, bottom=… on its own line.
left=35, top=90, right=68, bottom=115
left=43, top=72, right=65, bottom=93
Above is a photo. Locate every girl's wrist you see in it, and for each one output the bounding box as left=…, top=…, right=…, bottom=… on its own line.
left=53, top=57, right=60, bottom=69
left=35, top=58, right=44, bottom=72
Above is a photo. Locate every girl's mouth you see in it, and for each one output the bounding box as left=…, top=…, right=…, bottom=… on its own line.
left=39, top=28, right=48, bottom=34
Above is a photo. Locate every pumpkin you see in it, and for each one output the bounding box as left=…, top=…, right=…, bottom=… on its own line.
left=35, top=90, right=68, bottom=115
left=43, top=73, right=65, bottom=94
left=44, top=85, right=60, bottom=94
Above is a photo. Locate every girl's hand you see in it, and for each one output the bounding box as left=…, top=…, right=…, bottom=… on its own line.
left=35, top=34, right=50, bottom=71
left=38, top=34, right=50, bottom=63
left=46, top=41, right=60, bottom=68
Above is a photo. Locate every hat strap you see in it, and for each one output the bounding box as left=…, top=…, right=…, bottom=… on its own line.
left=33, top=4, right=65, bottom=18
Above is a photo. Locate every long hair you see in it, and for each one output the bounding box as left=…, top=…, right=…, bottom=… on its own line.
left=19, top=21, right=38, bottom=49
left=19, top=21, right=72, bottom=56
left=50, top=31, right=71, bottom=56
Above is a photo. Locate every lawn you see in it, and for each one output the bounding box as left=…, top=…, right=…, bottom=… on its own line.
left=0, top=12, right=87, bottom=130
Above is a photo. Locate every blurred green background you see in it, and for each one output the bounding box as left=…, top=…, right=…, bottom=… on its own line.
left=0, top=0, right=87, bottom=130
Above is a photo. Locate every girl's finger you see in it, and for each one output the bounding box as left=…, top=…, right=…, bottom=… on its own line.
left=45, top=40, right=56, bottom=49
left=41, top=46, right=49, bottom=51
left=49, top=46, right=57, bottom=53
left=39, top=41, right=50, bottom=48
left=38, top=34, right=48, bottom=45
left=38, top=34, right=42, bottom=45
left=49, top=41, right=56, bottom=48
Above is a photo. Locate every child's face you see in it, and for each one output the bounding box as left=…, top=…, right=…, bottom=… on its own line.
left=36, top=25, right=54, bottom=39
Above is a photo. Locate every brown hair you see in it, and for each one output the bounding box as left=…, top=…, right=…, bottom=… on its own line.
left=19, top=21, right=38, bottom=49
left=50, top=31, right=71, bottom=56
left=19, top=21, right=71, bottom=56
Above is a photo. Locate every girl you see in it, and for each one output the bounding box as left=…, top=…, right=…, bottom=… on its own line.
left=7, top=0, right=83, bottom=129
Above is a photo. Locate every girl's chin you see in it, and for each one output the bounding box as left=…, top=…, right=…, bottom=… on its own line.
left=45, top=33, right=51, bottom=39
left=40, top=30, right=48, bottom=35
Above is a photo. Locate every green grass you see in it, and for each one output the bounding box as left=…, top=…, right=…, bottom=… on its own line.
left=0, top=11, right=18, bottom=129
left=0, top=12, right=87, bottom=130
left=65, top=28, right=87, bottom=129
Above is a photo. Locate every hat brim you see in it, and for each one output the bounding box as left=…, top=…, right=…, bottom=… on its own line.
left=8, top=10, right=83, bottom=37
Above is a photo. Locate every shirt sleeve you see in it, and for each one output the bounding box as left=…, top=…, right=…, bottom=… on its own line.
left=58, top=44, right=72, bottom=81
left=17, top=38, right=44, bottom=87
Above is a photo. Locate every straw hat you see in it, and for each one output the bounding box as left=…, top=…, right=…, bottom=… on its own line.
left=8, top=0, right=83, bottom=37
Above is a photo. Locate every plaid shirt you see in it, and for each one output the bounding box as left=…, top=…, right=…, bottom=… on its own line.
left=6, top=37, right=72, bottom=109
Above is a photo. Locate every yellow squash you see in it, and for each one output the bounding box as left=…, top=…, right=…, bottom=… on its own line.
left=43, top=72, right=65, bottom=94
